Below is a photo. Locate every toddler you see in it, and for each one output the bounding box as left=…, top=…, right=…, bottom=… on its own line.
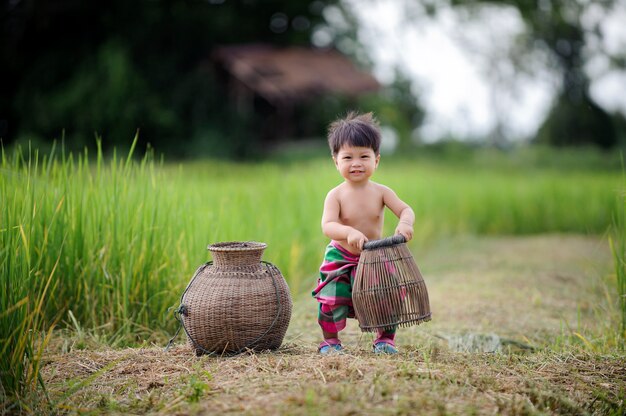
left=312, top=111, right=414, bottom=355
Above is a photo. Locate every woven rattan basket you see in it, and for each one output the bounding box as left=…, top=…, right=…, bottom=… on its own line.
left=178, top=241, right=292, bottom=355
left=352, top=235, right=431, bottom=332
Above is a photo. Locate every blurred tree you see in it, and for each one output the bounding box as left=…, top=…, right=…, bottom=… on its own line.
left=291, top=68, right=425, bottom=152
left=1, top=0, right=339, bottom=156
left=447, top=0, right=623, bottom=148
left=322, top=4, right=426, bottom=149
left=358, top=69, right=425, bottom=149
left=536, top=92, right=615, bottom=148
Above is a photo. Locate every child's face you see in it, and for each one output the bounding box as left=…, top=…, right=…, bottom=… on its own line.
left=333, top=145, right=380, bottom=183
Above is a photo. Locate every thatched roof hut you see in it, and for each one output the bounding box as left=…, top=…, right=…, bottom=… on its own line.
left=212, top=44, right=380, bottom=141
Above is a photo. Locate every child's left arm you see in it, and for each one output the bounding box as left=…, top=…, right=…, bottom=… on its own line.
left=382, top=186, right=415, bottom=241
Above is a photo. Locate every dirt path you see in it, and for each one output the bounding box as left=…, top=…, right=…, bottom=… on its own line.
left=290, top=234, right=613, bottom=350
left=40, top=235, right=625, bottom=415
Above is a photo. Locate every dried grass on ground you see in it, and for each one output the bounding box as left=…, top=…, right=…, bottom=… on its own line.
left=34, top=235, right=626, bottom=415
left=41, top=343, right=625, bottom=415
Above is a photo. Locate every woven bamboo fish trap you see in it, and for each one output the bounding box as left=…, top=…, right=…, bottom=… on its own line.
left=353, top=235, right=431, bottom=332
left=174, top=241, right=292, bottom=355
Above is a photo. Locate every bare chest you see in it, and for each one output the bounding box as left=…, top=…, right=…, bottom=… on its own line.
left=337, top=190, right=384, bottom=226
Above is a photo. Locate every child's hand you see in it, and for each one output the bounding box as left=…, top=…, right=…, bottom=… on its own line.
left=395, top=222, right=414, bottom=242
left=347, top=229, right=367, bottom=251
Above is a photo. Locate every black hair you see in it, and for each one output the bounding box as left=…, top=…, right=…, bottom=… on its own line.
left=327, top=111, right=381, bottom=156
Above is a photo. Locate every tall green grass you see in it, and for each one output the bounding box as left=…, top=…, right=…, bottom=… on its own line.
left=609, top=166, right=626, bottom=344
left=0, top=141, right=622, bottom=404
left=0, top=145, right=60, bottom=408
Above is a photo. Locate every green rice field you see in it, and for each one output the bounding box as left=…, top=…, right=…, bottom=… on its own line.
left=1, top=140, right=624, bottom=407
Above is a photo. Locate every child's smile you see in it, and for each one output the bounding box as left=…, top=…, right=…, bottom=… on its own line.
left=334, top=145, right=380, bottom=183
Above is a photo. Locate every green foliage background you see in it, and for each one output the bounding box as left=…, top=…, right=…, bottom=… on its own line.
left=1, top=1, right=341, bottom=156
left=3, top=0, right=625, bottom=156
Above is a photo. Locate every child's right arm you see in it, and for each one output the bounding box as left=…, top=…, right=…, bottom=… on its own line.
left=321, top=190, right=367, bottom=250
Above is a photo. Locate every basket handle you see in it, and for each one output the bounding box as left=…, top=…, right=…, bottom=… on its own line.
left=363, top=234, right=406, bottom=250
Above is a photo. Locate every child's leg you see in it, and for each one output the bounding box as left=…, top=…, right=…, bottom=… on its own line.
left=317, top=303, right=351, bottom=353
left=323, top=330, right=339, bottom=340
left=375, top=327, right=396, bottom=346
left=318, top=303, right=350, bottom=342
left=316, top=264, right=354, bottom=346
left=373, top=326, right=398, bottom=354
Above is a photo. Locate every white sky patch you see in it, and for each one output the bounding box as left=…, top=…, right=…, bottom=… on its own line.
left=342, top=0, right=625, bottom=142
left=585, top=1, right=626, bottom=114
left=402, top=7, right=506, bottom=139
left=591, top=71, right=626, bottom=114
left=600, top=3, right=626, bottom=56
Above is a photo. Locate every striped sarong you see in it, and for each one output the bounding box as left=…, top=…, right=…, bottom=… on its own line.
left=312, top=241, right=358, bottom=333
left=312, top=241, right=396, bottom=340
